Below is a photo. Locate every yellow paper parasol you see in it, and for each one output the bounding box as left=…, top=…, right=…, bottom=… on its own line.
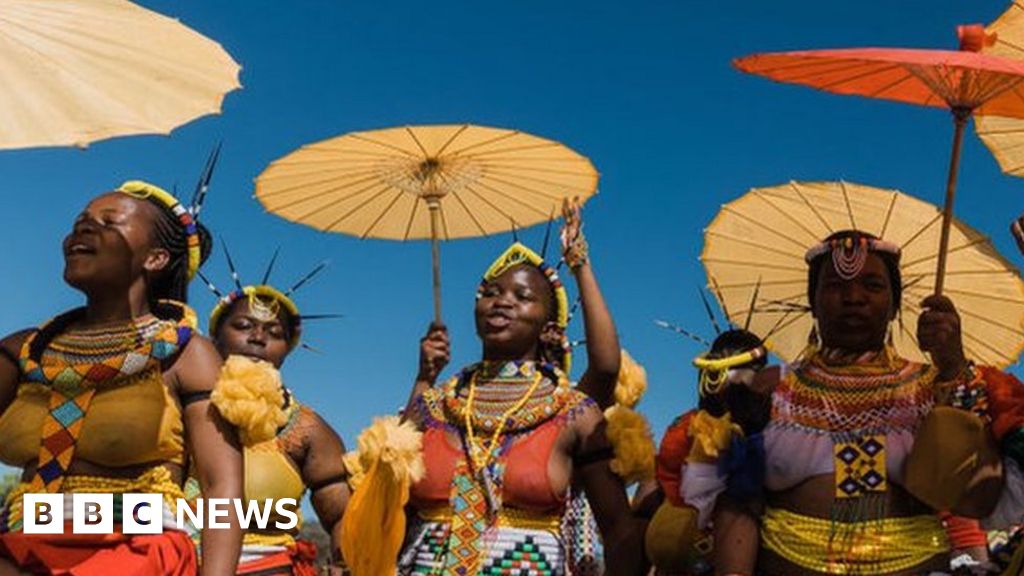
left=976, top=1, right=1024, bottom=176
left=0, top=0, right=241, bottom=150
left=701, top=180, right=1024, bottom=368
left=254, top=124, right=598, bottom=321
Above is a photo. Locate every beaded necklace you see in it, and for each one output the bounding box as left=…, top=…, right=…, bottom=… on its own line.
left=464, top=368, right=544, bottom=471
left=19, top=301, right=196, bottom=492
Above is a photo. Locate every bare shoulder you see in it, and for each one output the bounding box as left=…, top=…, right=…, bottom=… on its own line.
left=301, top=407, right=346, bottom=449
left=0, top=329, right=35, bottom=362
left=168, top=333, right=222, bottom=394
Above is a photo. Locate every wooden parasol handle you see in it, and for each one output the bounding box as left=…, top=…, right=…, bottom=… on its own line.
left=428, top=198, right=442, bottom=323
left=934, top=109, right=970, bottom=296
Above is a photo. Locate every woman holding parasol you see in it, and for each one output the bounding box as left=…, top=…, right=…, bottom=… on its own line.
left=688, top=227, right=1024, bottom=575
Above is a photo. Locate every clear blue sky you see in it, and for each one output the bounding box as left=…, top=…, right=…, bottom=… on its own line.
left=2, top=0, right=1022, bottom=476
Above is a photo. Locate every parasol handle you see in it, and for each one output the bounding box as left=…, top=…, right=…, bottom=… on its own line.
left=428, top=198, right=443, bottom=323
left=934, top=109, right=970, bottom=296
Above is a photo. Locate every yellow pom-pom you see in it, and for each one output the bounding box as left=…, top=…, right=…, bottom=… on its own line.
left=342, top=451, right=365, bottom=491
left=604, top=405, right=656, bottom=485
left=355, top=416, right=425, bottom=487
left=687, top=410, right=742, bottom=464
left=210, top=355, right=287, bottom=446
left=614, top=350, right=648, bottom=409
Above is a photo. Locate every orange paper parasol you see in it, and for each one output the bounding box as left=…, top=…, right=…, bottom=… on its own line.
left=735, top=25, right=1024, bottom=295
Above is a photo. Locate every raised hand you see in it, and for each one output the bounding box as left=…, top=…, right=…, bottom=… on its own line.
left=560, top=196, right=588, bottom=270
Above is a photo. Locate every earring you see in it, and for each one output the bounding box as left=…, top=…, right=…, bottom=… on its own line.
left=809, top=319, right=820, bottom=348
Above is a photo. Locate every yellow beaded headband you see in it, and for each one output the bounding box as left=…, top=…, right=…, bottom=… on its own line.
left=209, top=285, right=302, bottom=349
left=692, top=342, right=767, bottom=398
left=117, top=180, right=201, bottom=281
left=200, top=243, right=332, bottom=350
left=481, top=242, right=572, bottom=372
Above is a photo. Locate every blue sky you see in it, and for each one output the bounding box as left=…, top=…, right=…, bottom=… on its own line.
left=2, top=0, right=1023, bottom=483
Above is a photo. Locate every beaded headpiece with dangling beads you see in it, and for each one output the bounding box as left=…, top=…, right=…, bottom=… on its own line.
left=200, top=243, right=339, bottom=351
left=804, top=233, right=901, bottom=281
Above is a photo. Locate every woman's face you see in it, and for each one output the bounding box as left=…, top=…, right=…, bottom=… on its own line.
left=214, top=299, right=293, bottom=368
left=475, top=265, right=556, bottom=361
left=813, top=253, right=894, bottom=352
left=63, top=192, right=165, bottom=293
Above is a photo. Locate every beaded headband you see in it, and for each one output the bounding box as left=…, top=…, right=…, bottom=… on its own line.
left=804, top=235, right=901, bottom=281
left=201, top=243, right=333, bottom=351
left=117, top=180, right=201, bottom=281
left=692, top=341, right=767, bottom=398
left=209, top=285, right=302, bottom=349
left=480, top=242, right=571, bottom=372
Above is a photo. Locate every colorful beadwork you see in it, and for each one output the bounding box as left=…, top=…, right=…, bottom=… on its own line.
left=116, top=181, right=201, bottom=281
left=833, top=434, right=887, bottom=499
left=19, top=302, right=196, bottom=492
left=411, top=361, right=594, bottom=576
left=774, top=348, right=935, bottom=436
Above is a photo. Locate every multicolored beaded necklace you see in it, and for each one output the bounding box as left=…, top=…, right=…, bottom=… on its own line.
left=427, top=360, right=578, bottom=576
left=19, top=301, right=196, bottom=492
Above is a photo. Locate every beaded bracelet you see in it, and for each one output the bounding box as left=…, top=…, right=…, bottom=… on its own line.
left=564, top=232, right=589, bottom=270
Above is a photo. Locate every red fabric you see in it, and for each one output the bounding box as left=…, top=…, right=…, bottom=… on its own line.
left=656, top=411, right=697, bottom=507
left=0, top=524, right=196, bottom=576
left=410, top=419, right=567, bottom=512
left=236, top=540, right=318, bottom=576
left=940, top=512, right=989, bottom=550
left=980, top=366, right=1024, bottom=441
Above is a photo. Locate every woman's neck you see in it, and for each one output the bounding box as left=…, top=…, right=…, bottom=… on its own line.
left=815, top=344, right=887, bottom=366
left=81, top=287, right=152, bottom=328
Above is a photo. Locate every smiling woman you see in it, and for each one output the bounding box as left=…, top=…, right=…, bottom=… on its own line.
left=0, top=181, right=243, bottom=576
left=338, top=199, right=645, bottom=575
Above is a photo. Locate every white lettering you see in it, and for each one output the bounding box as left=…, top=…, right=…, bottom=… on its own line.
left=176, top=498, right=204, bottom=530
left=274, top=498, right=298, bottom=530
left=233, top=499, right=273, bottom=530
left=207, top=498, right=230, bottom=529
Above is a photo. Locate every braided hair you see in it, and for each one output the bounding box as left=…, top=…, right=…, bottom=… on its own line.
left=142, top=197, right=212, bottom=304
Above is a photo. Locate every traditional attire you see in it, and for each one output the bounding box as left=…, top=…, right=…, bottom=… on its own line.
left=399, top=360, right=596, bottom=575
left=673, top=233, right=1024, bottom=575
left=203, top=263, right=341, bottom=575
left=0, top=301, right=200, bottom=575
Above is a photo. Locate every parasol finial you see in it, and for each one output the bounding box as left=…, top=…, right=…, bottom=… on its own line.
left=958, top=24, right=996, bottom=52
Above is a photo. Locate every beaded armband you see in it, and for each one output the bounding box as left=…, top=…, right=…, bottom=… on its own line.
left=938, top=362, right=990, bottom=420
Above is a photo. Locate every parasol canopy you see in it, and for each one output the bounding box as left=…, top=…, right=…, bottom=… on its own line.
left=0, top=0, right=241, bottom=150
left=975, top=1, right=1024, bottom=177
left=254, top=124, right=598, bottom=321
left=702, top=180, right=1024, bottom=368
left=734, top=25, right=1024, bottom=295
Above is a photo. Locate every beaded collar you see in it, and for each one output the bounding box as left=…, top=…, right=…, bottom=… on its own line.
left=420, top=361, right=582, bottom=436
left=19, top=300, right=196, bottom=492
left=20, top=300, right=197, bottom=393
left=774, top=346, right=935, bottom=435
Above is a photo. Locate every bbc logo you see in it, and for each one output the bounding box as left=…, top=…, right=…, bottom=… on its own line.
left=23, top=494, right=165, bottom=534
